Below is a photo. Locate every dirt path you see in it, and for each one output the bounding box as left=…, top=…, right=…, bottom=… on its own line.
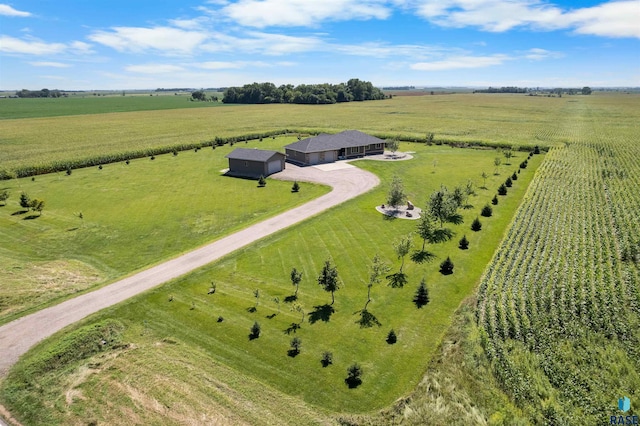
left=0, top=163, right=379, bottom=380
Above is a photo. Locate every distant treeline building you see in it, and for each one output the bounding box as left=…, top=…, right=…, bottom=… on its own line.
left=222, top=79, right=386, bottom=104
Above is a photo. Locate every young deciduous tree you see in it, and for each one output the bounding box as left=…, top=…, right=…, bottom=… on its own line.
left=30, top=199, right=45, bottom=216
left=289, top=337, right=302, bottom=356
left=393, top=234, right=412, bottom=274
left=318, top=259, right=340, bottom=305
left=386, top=174, right=406, bottom=209
left=481, top=171, right=489, bottom=189
left=321, top=351, right=333, bottom=367
left=494, top=157, right=502, bottom=175
left=503, top=149, right=514, bottom=164
left=290, top=267, right=302, bottom=298
left=386, top=139, right=400, bottom=156
left=364, top=254, right=390, bottom=311
left=0, top=190, right=8, bottom=206
left=411, top=213, right=438, bottom=263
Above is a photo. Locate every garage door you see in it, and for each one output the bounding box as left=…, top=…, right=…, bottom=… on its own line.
left=321, top=151, right=336, bottom=163
left=267, top=160, right=282, bottom=175
left=309, top=153, right=320, bottom=164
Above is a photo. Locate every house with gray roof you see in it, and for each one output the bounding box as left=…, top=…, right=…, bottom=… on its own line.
left=284, top=130, right=385, bottom=166
left=225, top=148, right=286, bottom=178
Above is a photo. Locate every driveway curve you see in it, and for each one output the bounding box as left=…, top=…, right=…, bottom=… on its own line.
left=0, top=163, right=379, bottom=379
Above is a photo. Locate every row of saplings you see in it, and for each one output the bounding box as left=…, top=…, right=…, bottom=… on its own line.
left=191, top=257, right=430, bottom=388
left=0, top=191, right=45, bottom=218
left=188, top=157, right=529, bottom=388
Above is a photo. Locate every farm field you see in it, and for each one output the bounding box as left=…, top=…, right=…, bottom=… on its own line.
left=0, top=142, right=543, bottom=425
left=0, top=93, right=225, bottom=120
left=1, top=92, right=638, bottom=425
left=2, top=93, right=630, bottom=176
left=0, top=136, right=329, bottom=324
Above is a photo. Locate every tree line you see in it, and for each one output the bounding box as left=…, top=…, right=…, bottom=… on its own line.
left=222, top=78, right=387, bottom=104
left=15, top=88, right=65, bottom=98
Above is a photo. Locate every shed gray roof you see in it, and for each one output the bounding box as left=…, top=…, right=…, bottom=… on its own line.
left=284, top=130, right=385, bottom=153
left=225, top=148, right=285, bottom=162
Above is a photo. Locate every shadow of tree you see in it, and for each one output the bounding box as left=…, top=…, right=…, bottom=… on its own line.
left=12, top=210, right=28, bottom=216
left=284, top=323, right=301, bottom=334
left=284, top=295, right=297, bottom=303
left=308, top=304, right=335, bottom=324
left=345, top=377, right=362, bottom=389
left=266, top=313, right=277, bottom=319
left=246, top=307, right=257, bottom=313
left=355, top=309, right=381, bottom=328
left=287, top=349, right=300, bottom=358
left=23, top=215, right=39, bottom=220
left=386, top=272, right=408, bottom=288
left=248, top=332, right=259, bottom=340
left=410, top=250, right=436, bottom=264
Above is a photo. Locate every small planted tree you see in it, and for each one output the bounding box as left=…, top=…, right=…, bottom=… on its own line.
left=387, top=174, right=406, bottom=209
left=520, top=160, right=528, bottom=169
left=288, top=337, right=302, bottom=357
left=505, top=177, right=512, bottom=188
left=0, top=190, right=9, bottom=206
left=471, top=217, right=482, bottom=232
left=459, top=235, right=469, bottom=250
left=30, top=199, right=45, bottom=216
left=345, top=363, right=363, bottom=388
left=386, top=329, right=397, bottom=344
left=19, top=192, right=31, bottom=210
left=321, top=351, right=333, bottom=367
left=388, top=234, right=412, bottom=288
left=511, top=172, right=518, bottom=181
left=253, top=289, right=260, bottom=309
left=481, top=204, right=493, bottom=217
left=439, top=256, right=454, bottom=275
left=258, top=175, right=266, bottom=187
left=386, top=139, right=400, bottom=157
left=493, top=157, right=502, bottom=175
left=492, top=195, right=499, bottom=205
left=413, top=278, right=430, bottom=308
left=66, top=167, right=72, bottom=176
left=498, top=184, right=507, bottom=196
left=364, top=254, right=390, bottom=311
left=412, top=213, right=437, bottom=263
left=503, top=149, right=514, bottom=164
left=290, top=267, right=302, bottom=299
left=481, top=171, right=489, bottom=189
left=249, top=321, right=261, bottom=339
left=318, top=259, right=340, bottom=305
left=291, top=181, right=300, bottom=192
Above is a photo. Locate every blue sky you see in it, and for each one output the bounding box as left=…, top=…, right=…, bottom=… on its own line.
left=1, top=0, right=638, bottom=90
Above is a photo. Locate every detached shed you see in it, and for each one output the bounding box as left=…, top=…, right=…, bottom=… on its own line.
left=225, top=148, right=286, bottom=178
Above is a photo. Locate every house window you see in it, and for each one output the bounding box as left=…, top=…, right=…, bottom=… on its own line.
left=350, top=147, right=360, bottom=154
left=375, top=143, right=382, bottom=149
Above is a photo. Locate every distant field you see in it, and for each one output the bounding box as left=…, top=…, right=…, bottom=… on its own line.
left=0, top=94, right=225, bottom=120
left=0, top=136, right=328, bottom=324
left=0, top=143, right=543, bottom=424
left=3, top=93, right=635, bottom=176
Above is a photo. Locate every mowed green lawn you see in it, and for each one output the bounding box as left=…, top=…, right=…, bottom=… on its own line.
left=1, top=144, right=544, bottom=425
left=0, top=136, right=328, bottom=324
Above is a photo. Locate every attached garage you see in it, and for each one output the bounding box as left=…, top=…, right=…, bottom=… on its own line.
left=225, top=148, right=286, bottom=178
left=284, top=130, right=385, bottom=166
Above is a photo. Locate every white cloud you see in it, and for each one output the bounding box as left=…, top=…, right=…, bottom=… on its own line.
left=88, top=26, right=209, bottom=55
left=567, top=1, right=640, bottom=38
left=29, top=61, right=71, bottom=68
left=524, top=48, right=563, bottom=61
left=125, top=64, right=186, bottom=74
left=221, top=0, right=391, bottom=28
left=0, top=35, right=67, bottom=55
left=410, top=0, right=640, bottom=38
left=411, top=54, right=511, bottom=70
left=201, top=31, right=324, bottom=55
left=0, top=4, right=31, bottom=17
